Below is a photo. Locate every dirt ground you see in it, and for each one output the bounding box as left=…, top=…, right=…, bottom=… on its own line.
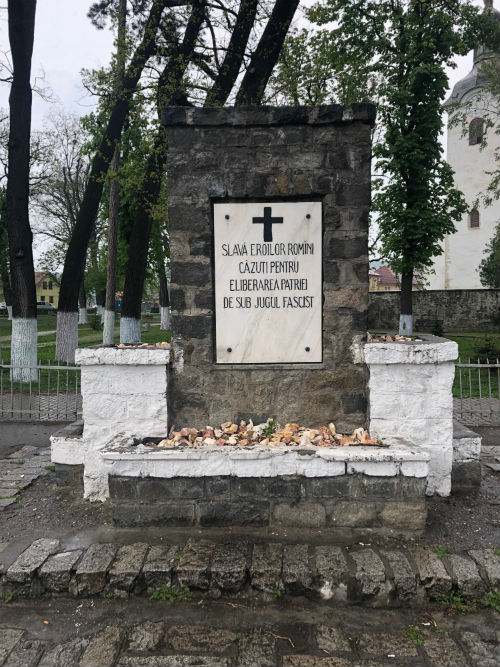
left=0, top=424, right=498, bottom=553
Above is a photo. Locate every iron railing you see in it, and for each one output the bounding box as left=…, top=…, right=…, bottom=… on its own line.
left=454, top=358, right=500, bottom=426
left=0, top=360, right=81, bottom=422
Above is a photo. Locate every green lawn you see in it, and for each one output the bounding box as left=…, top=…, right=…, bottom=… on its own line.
left=446, top=333, right=500, bottom=399
left=0, top=313, right=58, bottom=335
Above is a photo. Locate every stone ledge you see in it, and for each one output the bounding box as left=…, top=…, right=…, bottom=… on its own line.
left=363, top=334, right=458, bottom=365
left=75, top=347, right=170, bottom=366
left=2, top=540, right=498, bottom=608
left=161, top=104, right=376, bottom=128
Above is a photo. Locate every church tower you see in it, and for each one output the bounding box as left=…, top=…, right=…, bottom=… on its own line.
left=428, top=0, right=500, bottom=290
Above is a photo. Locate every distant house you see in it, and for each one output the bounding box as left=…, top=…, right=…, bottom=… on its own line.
left=369, top=266, right=423, bottom=292
left=35, top=271, right=60, bottom=307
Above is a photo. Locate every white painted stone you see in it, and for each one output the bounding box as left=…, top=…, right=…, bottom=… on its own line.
left=160, top=306, right=170, bottom=330
left=363, top=338, right=458, bottom=365
left=400, top=461, right=429, bottom=478
left=10, top=318, right=38, bottom=382
left=50, top=435, right=84, bottom=465
left=76, top=347, right=170, bottom=366
left=213, top=201, right=322, bottom=364
left=453, top=436, right=481, bottom=462
left=346, top=461, right=399, bottom=476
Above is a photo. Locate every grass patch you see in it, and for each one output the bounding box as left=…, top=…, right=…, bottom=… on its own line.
left=402, top=625, right=424, bottom=646
left=481, top=591, right=500, bottom=613
left=438, top=590, right=476, bottom=614
left=428, top=546, right=450, bottom=558
left=491, top=547, right=500, bottom=557
left=147, top=585, right=191, bottom=602
left=447, top=333, right=500, bottom=399
left=44, top=465, right=55, bottom=472
left=3, top=590, right=18, bottom=604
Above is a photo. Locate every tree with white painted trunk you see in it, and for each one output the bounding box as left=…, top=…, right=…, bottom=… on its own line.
left=5, top=0, right=38, bottom=382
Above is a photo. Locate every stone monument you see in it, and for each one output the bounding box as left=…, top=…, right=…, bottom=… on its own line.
left=163, top=105, right=376, bottom=431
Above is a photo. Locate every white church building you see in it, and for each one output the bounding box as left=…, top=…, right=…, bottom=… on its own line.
left=428, top=0, right=500, bottom=290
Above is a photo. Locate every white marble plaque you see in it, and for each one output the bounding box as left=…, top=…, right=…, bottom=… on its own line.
left=214, top=201, right=322, bottom=364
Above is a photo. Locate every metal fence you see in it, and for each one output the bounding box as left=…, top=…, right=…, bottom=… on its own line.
left=0, top=361, right=81, bottom=422
left=454, top=359, right=500, bottom=426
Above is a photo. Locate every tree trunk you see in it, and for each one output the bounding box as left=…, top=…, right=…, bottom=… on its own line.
left=235, top=0, right=300, bottom=105
left=204, top=0, right=259, bottom=107
left=159, top=262, right=170, bottom=330
left=6, top=0, right=38, bottom=381
left=399, top=271, right=413, bottom=335
left=1, top=266, right=13, bottom=320
left=103, top=0, right=127, bottom=347
left=120, top=0, right=206, bottom=343
left=78, top=280, right=88, bottom=324
left=55, top=0, right=170, bottom=362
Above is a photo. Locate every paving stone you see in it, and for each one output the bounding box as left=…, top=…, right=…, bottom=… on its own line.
left=237, top=630, right=275, bottom=667
left=0, top=488, right=16, bottom=498
left=356, top=632, right=418, bottom=657
left=460, top=631, right=500, bottom=667
left=283, top=544, right=313, bottom=594
left=117, top=657, right=230, bottom=666
left=6, top=538, right=60, bottom=584
left=0, top=498, right=16, bottom=508
left=72, top=543, right=117, bottom=596
left=39, top=638, right=88, bottom=666
left=108, top=542, right=149, bottom=595
left=39, top=550, right=83, bottom=592
left=469, top=549, right=500, bottom=589
left=314, top=546, right=349, bottom=601
left=283, top=657, right=352, bottom=667
left=166, top=625, right=236, bottom=653
left=0, top=629, right=23, bottom=664
left=422, top=633, right=468, bottom=667
left=446, top=553, right=486, bottom=599
left=128, top=621, right=164, bottom=652
left=409, top=547, right=452, bottom=599
left=316, top=625, right=351, bottom=653
left=175, top=539, right=215, bottom=590
left=380, top=550, right=417, bottom=602
left=350, top=549, right=389, bottom=604
left=7, top=446, right=38, bottom=459
left=210, top=542, right=248, bottom=593
left=142, top=545, right=179, bottom=589
left=250, top=542, right=283, bottom=593
left=79, top=626, right=125, bottom=667
left=4, top=639, right=44, bottom=667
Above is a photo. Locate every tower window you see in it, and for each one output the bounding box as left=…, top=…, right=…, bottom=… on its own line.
left=469, top=117, right=483, bottom=145
left=469, top=209, right=480, bottom=228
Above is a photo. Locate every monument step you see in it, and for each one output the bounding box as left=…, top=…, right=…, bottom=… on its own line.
left=1, top=538, right=498, bottom=609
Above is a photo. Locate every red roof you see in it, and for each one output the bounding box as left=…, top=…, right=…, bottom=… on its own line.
left=34, top=272, right=59, bottom=286
left=374, top=265, right=399, bottom=285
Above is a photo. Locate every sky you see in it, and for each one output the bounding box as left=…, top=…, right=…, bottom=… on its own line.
left=0, top=0, right=491, bottom=131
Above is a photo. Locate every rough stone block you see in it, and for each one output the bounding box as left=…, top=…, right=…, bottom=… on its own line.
left=39, top=550, right=83, bottom=592
left=108, top=542, right=149, bottom=595
left=39, top=639, right=85, bottom=667
left=6, top=538, right=60, bottom=584
left=237, top=630, right=276, bottom=667
left=2, top=638, right=43, bottom=667
left=380, top=550, right=416, bottom=602
left=175, top=539, right=215, bottom=590
left=314, top=546, right=349, bottom=601
left=0, top=629, right=23, bottom=664
left=350, top=549, right=390, bottom=605
left=330, top=501, right=379, bottom=528
left=357, top=632, right=417, bottom=657
left=316, top=625, right=351, bottom=653
left=73, top=543, right=117, bottom=596
left=142, top=545, right=180, bottom=590
left=250, top=543, right=283, bottom=593
left=198, top=501, right=269, bottom=526
left=282, top=544, right=313, bottom=594
left=409, top=547, right=452, bottom=599
left=128, top=621, right=165, bottom=652
left=451, top=461, right=481, bottom=494
left=446, top=554, right=486, bottom=600
left=79, top=626, right=125, bottom=667
left=210, top=542, right=248, bottom=593
left=469, top=549, right=500, bottom=589
left=272, top=502, right=326, bottom=528
left=379, top=501, right=427, bottom=532
left=166, top=626, right=236, bottom=653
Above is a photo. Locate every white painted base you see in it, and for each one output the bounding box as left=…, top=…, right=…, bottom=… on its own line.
left=160, top=306, right=170, bottom=330
left=120, top=317, right=141, bottom=344
left=101, top=436, right=429, bottom=482
left=78, top=307, right=88, bottom=325
left=10, top=318, right=38, bottom=382
left=51, top=434, right=84, bottom=465
left=55, top=311, right=79, bottom=364
left=102, top=309, right=115, bottom=345
left=399, top=314, right=413, bottom=335
left=7, top=305, right=12, bottom=320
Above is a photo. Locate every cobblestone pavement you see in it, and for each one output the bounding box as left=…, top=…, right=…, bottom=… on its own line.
left=0, top=447, right=51, bottom=509
left=454, top=399, right=500, bottom=427
left=0, top=597, right=499, bottom=667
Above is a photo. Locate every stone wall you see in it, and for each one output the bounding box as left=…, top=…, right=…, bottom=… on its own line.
left=163, top=105, right=375, bottom=431
left=368, top=289, right=500, bottom=332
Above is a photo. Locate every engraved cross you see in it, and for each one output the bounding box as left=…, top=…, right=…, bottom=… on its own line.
left=252, top=206, right=283, bottom=243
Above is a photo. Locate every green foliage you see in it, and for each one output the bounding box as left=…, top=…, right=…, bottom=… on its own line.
left=262, top=419, right=278, bottom=437
left=300, top=0, right=500, bottom=294
left=428, top=546, right=450, bottom=558
left=431, top=320, right=444, bottom=337
left=491, top=547, right=500, bottom=557
left=3, top=590, right=18, bottom=604
left=272, top=588, right=282, bottom=599
left=147, top=585, right=192, bottom=602
left=44, top=465, right=56, bottom=472
left=473, top=334, right=500, bottom=362
left=481, top=591, right=500, bottom=613
left=479, top=223, right=500, bottom=288
left=438, top=590, right=476, bottom=613
left=402, top=625, right=424, bottom=646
